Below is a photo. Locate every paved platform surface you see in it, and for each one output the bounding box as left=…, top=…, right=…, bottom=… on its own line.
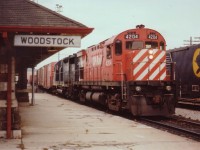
left=0, top=93, right=200, bottom=150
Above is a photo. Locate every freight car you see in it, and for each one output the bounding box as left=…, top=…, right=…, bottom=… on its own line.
left=37, top=62, right=56, bottom=90
left=39, top=25, right=176, bottom=116
left=167, top=44, right=200, bottom=99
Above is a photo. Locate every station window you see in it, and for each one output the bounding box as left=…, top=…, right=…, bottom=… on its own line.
left=115, top=40, right=122, bottom=55
left=145, top=41, right=158, bottom=49
left=126, top=41, right=143, bottom=50
left=160, top=41, right=165, bottom=50
left=106, top=45, right=112, bottom=59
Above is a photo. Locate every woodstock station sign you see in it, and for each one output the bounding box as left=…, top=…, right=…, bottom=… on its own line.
left=14, top=35, right=81, bottom=47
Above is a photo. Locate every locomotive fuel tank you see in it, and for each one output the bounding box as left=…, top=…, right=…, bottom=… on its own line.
left=86, top=92, right=106, bottom=105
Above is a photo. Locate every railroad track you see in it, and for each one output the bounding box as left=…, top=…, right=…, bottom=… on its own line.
left=177, top=98, right=200, bottom=111
left=139, top=116, right=200, bottom=141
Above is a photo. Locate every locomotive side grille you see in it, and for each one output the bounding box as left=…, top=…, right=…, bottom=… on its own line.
left=132, top=49, right=166, bottom=81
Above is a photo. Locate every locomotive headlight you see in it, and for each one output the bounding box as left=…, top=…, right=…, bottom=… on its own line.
left=148, top=50, right=153, bottom=54
left=149, top=55, right=154, bottom=59
left=135, top=86, right=142, bottom=92
left=166, top=86, right=172, bottom=91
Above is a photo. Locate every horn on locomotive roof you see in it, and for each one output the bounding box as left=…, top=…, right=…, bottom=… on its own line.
left=136, top=24, right=145, bottom=29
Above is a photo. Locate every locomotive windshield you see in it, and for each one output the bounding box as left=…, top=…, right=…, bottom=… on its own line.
left=145, top=41, right=158, bottom=49
left=126, top=41, right=143, bottom=50
left=125, top=41, right=164, bottom=50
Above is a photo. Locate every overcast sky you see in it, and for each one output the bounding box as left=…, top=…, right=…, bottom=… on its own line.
left=35, top=0, right=200, bottom=68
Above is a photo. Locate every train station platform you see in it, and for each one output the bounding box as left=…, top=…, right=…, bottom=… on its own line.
left=0, top=93, right=199, bottom=150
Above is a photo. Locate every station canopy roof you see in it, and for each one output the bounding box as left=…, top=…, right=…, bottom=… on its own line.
left=0, top=0, right=93, bottom=68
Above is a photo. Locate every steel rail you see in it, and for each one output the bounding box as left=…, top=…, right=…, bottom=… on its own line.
left=167, top=116, right=200, bottom=127
left=140, top=117, right=200, bottom=141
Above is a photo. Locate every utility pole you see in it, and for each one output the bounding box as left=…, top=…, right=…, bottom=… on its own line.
left=58, top=52, right=60, bottom=61
left=55, top=4, right=63, bottom=61
left=184, top=36, right=200, bottom=46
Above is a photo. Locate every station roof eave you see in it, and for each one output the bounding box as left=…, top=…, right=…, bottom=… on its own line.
left=0, top=26, right=93, bottom=36
left=0, top=25, right=93, bottom=69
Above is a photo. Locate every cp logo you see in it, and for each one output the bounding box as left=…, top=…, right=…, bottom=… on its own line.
left=193, top=48, right=200, bottom=78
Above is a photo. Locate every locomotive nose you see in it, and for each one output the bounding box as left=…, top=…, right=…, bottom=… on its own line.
left=132, top=48, right=166, bottom=81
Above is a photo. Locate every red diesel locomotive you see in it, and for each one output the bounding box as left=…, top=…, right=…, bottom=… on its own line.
left=38, top=25, right=176, bottom=116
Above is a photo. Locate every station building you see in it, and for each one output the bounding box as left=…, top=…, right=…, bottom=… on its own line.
left=0, top=0, right=93, bottom=138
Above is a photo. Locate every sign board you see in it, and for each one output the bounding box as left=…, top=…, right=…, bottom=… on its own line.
left=14, top=35, right=81, bottom=47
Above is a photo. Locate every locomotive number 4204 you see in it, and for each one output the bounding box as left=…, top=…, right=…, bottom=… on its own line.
left=125, top=33, right=139, bottom=39
left=148, top=33, right=158, bottom=40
